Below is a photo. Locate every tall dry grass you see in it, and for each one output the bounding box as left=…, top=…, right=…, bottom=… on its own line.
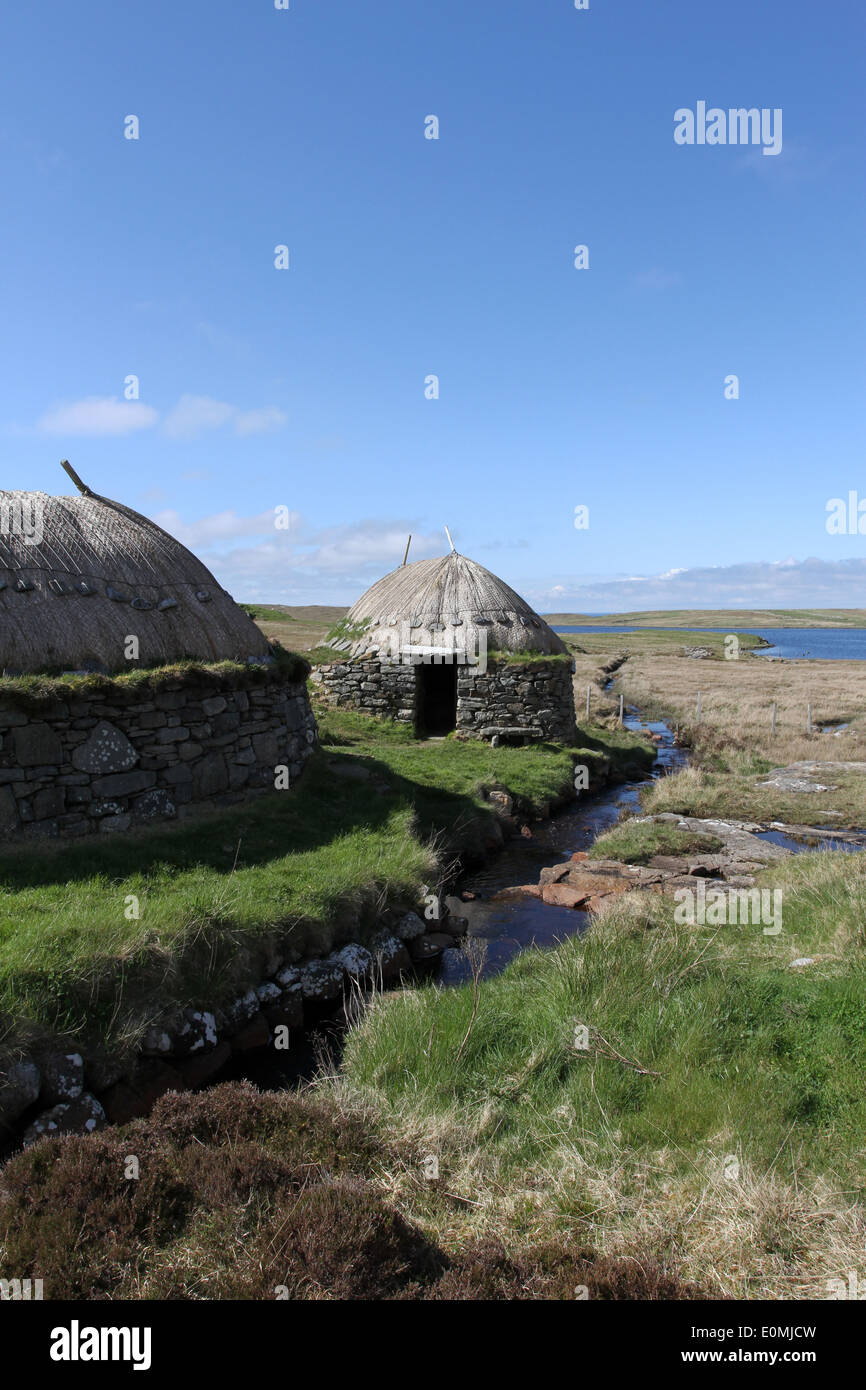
left=616, top=654, right=866, bottom=765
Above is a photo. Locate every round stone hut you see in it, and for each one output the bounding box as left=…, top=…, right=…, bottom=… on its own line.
left=0, top=488, right=270, bottom=673
left=313, top=550, right=576, bottom=743
left=0, top=477, right=317, bottom=842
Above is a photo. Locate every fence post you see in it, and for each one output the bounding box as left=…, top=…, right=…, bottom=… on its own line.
left=807, top=702, right=812, bottom=735
left=696, top=690, right=701, bottom=724
left=586, top=684, right=591, bottom=720
left=771, top=702, right=777, bottom=737
left=619, top=694, right=624, bottom=726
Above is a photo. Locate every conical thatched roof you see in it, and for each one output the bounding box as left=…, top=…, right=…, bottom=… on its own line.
left=328, top=551, right=568, bottom=659
left=0, top=490, right=270, bottom=674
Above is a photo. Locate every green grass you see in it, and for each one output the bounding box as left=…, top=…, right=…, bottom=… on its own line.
left=588, top=820, right=724, bottom=864
left=0, top=703, right=651, bottom=1055
left=0, top=753, right=434, bottom=1054
left=323, top=615, right=372, bottom=645
left=640, top=751, right=866, bottom=829
left=562, top=629, right=766, bottom=658
left=0, top=648, right=309, bottom=713
left=316, top=705, right=655, bottom=842
left=336, top=851, right=866, bottom=1294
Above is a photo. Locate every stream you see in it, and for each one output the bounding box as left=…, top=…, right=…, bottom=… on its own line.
left=441, top=711, right=687, bottom=984
left=183, top=705, right=866, bottom=1097
left=221, top=709, right=686, bottom=1089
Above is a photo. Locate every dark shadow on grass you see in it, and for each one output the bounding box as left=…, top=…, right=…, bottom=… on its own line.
left=0, top=748, right=502, bottom=894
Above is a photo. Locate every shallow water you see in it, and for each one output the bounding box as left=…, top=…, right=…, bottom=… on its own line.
left=554, top=626, right=866, bottom=662
left=226, top=715, right=687, bottom=1084
left=756, top=828, right=866, bottom=855
left=218, top=709, right=865, bottom=1090
left=440, top=714, right=688, bottom=984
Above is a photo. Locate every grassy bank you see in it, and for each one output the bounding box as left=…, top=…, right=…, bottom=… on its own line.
left=587, top=820, right=724, bottom=864
left=4, top=643, right=863, bottom=1300
left=332, top=850, right=866, bottom=1298
left=607, top=650, right=866, bottom=826
left=0, top=705, right=651, bottom=1056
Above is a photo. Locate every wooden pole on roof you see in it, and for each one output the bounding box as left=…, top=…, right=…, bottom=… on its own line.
left=444, top=525, right=456, bottom=553
left=402, top=534, right=412, bottom=566
left=60, top=459, right=93, bottom=497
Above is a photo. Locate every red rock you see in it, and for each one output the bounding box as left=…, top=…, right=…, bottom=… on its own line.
left=541, top=883, right=589, bottom=909
left=569, top=851, right=589, bottom=861
left=231, top=1013, right=270, bottom=1052
left=539, top=862, right=573, bottom=887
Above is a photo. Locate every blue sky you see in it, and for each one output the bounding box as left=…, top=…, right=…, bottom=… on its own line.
left=1, top=0, right=864, bottom=610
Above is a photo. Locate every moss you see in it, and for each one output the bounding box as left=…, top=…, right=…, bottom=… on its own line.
left=0, top=643, right=309, bottom=715
left=486, top=649, right=573, bottom=666
left=589, top=820, right=725, bottom=865
left=323, top=615, right=372, bottom=646
left=240, top=604, right=297, bottom=623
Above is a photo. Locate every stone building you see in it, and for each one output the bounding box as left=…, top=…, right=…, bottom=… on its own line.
left=0, top=480, right=272, bottom=673
left=0, top=473, right=317, bottom=841
left=313, top=550, right=576, bottom=743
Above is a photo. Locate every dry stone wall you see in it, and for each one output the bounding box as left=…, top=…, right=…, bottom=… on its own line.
left=0, top=678, right=317, bottom=842
left=456, top=660, right=576, bottom=742
left=310, top=660, right=416, bottom=721
left=313, top=657, right=576, bottom=742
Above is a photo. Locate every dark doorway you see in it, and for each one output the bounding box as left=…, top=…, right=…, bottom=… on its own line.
left=417, top=663, right=458, bottom=736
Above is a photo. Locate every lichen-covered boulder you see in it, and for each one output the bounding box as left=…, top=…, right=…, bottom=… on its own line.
left=298, top=957, right=345, bottom=1003
left=333, top=944, right=373, bottom=980
left=368, top=931, right=412, bottom=981
left=222, top=989, right=260, bottom=1034
left=22, top=1092, right=106, bottom=1147
left=174, top=1009, right=218, bottom=1055
left=40, top=1052, right=85, bottom=1105
left=71, top=720, right=138, bottom=775
left=394, top=911, right=426, bottom=941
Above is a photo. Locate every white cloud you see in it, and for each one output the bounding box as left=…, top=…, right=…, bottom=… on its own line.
left=161, top=395, right=236, bottom=439
left=531, top=557, right=866, bottom=612
left=234, top=406, right=288, bottom=437
left=148, top=508, right=444, bottom=603
left=37, top=396, right=159, bottom=437
left=152, top=508, right=292, bottom=548
left=30, top=393, right=287, bottom=441
left=161, top=395, right=287, bottom=439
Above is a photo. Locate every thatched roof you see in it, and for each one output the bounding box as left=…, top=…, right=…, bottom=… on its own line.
left=327, top=551, right=568, bottom=659
left=0, top=490, right=270, bottom=673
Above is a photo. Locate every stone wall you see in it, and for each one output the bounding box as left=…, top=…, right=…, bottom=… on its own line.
left=456, top=660, right=576, bottom=742
left=0, top=677, right=317, bottom=842
left=310, top=660, right=417, bottom=722
left=0, top=904, right=467, bottom=1147
left=312, top=657, right=576, bottom=743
